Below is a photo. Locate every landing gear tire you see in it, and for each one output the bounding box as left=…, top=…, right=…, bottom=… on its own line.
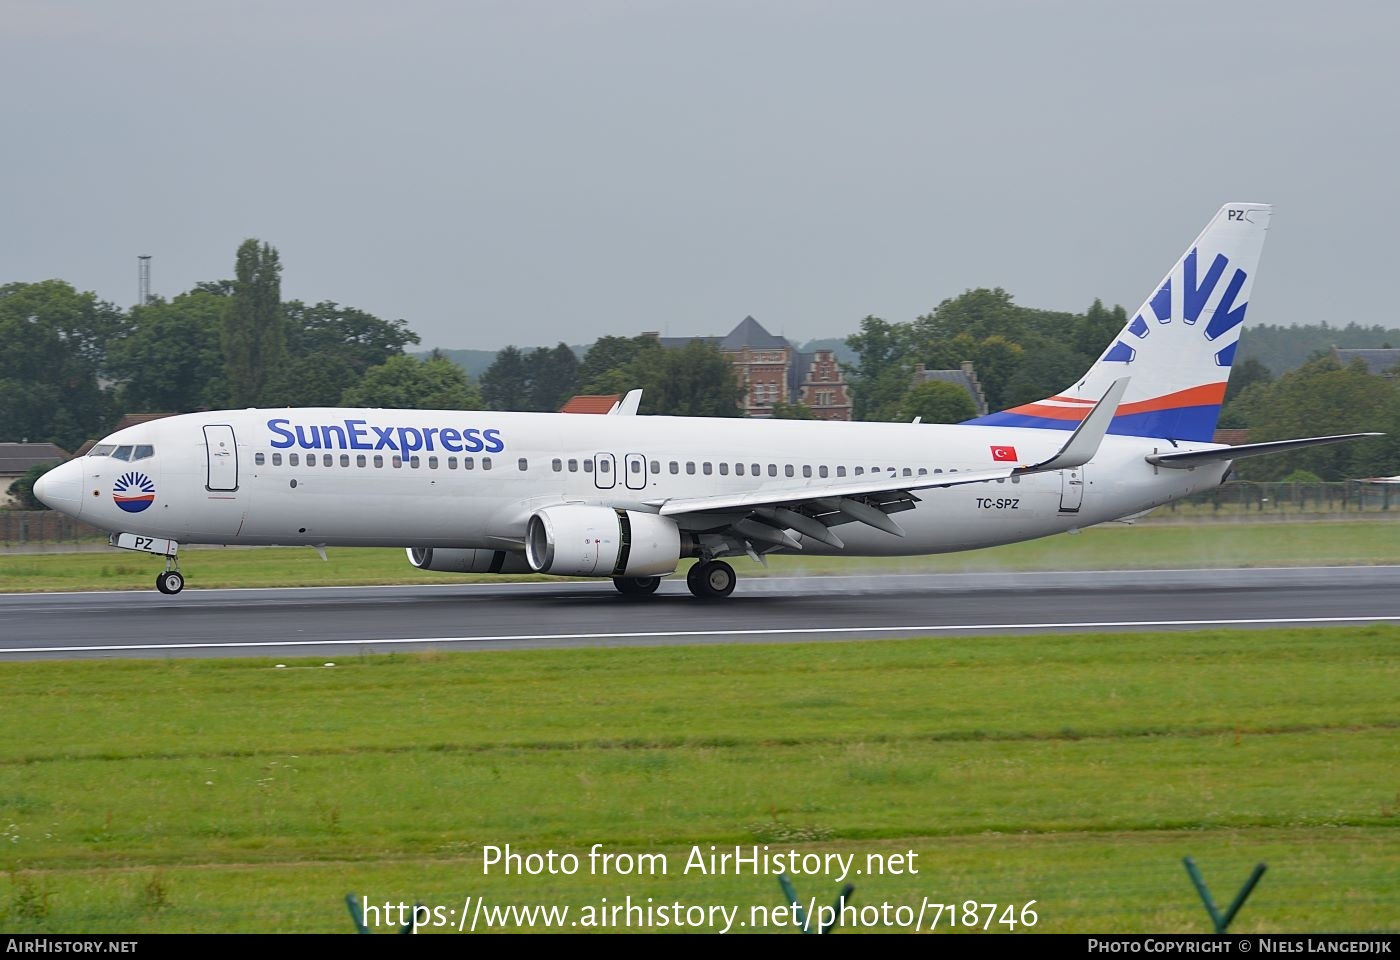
left=687, top=560, right=736, bottom=600
left=155, top=570, right=185, bottom=595
left=612, top=576, right=661, bottom=598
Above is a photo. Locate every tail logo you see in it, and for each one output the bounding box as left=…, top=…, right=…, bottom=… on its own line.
left=1105, top=248, right=1250, bottom=368
left=113, top=472, right=156, bottom=513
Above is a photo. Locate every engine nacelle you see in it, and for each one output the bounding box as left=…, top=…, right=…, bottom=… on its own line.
left=526, top=505, right=681, bottom=577
left=405, top=547, right=533, bottom=574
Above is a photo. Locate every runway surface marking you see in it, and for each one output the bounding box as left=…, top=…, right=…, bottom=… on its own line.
left=6, top=614, right=1398, bottom=655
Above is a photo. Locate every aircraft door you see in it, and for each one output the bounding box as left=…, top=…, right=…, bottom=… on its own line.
left=593, top=453, right=616, bottom=490
left=204, top=424, right=239, bottom=491
left=1059, top=468, right=1084, bottom=513
left=624, top=453, right=647, bottom=490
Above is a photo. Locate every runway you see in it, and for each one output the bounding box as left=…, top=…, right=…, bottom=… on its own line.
left=3, top=565, right=1399, bottom=660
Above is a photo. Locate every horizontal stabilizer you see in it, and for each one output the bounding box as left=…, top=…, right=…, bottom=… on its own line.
left=1146, top=433, right=1383, bottom=469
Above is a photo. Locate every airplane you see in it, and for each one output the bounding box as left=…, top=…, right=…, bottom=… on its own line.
left=33, top=202, right=1378, bottom=599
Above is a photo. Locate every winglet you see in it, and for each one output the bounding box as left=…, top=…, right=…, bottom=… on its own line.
left=610, top=389, right=643, bottom=416
left=1020, top=377, right=1129, bottom=473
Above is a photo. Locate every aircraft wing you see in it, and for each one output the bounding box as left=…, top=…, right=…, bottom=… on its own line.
left=649, top=379, right=1128, bottom=550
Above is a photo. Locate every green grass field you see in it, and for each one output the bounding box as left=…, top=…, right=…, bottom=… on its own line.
left=2, top=518, right=1399, bottom=592
left=1, top=627, right=1396, bottom=933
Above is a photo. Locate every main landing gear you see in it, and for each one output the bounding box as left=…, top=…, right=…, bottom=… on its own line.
left=612, top=576, right=661, bottom=598
left=612, top=560, right=738, bottom=599
left=686, top=560, right=736, bottom=600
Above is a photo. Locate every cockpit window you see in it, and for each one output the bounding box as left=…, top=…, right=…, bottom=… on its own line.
left=89, top=444, right=116, bottom=457
left=112, top=446, right=134, bottom=461
left=133, top=445, right=154, bottom=460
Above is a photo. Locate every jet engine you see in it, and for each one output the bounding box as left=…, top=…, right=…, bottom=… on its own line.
left=405, top=547, right=534, bottom=574
left=525, top=505, right=681, bottom=577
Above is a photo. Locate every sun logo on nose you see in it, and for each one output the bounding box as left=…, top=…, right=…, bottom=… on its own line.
left=113, top=472, right=156, bottom=513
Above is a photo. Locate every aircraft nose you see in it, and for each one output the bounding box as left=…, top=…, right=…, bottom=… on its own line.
left=33, top=460, right=83, bottom=516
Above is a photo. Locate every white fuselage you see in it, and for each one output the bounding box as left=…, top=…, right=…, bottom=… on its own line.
left=49, top=408, right=1230, bottom=556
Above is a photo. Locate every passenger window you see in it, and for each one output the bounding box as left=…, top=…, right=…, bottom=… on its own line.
left=767, top=464, right=777, bottom=477
left=568, top=459, right=578, bottom=472
left=134, top=445, right=154, bottom=460
left=735, top=463, right=745, bottom=476
left=483, top=458, right=493, bottom=470
left=836, top=466, right=846, bottom=477
left=290, top=453, right=300, bottom=466
left=374, top=454, right=384, bottom=468
left=802, top=465, right=812, bottom=478
left=552, top=459, right=562, bottom=472
left=650, top=460, right=660, bottom=473
left=718, top=463, right=728, bottom=476
left=818, top=466, right=828, bottom=478
left=341, top=454, right=351, bottom=467
left=669, top=461, right=679, bottom=475
left=464, top=457, right=474, bottom=470
left=272, top=453, right=282, bottom=466
left=919, top=468, right=928, bottom=477
left=255, top=452, right=266, bottom=465
left=393, top=456, right=402, bottom=468
left=854, top=466, right=864, bottom=476
left=599, top=460, right=610, bottom=474
left=323, top=454, right=333, bottom=467
left=584, top=459, right=593, bottom=473
left=410, top=457, right=420, bottom=469
left=448, top=457, right=457, bottom=470
left=784, top=465, right=795, bottom=477
left=518, top=458, right=528, bottom=471
left=903, top=467, right=912, bottom=477
left=630, top=460, right=642, bottom=474
left=357, top=454, right=367, bottom=467
left=751, top=463, right=760, bottom=476
left=428, top=456, right=438, bottom=469
left=686, top=462, right=696, bottom=475
left=702, top=462, right=712, bottom=475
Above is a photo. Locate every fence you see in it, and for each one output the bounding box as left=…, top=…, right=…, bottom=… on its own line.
left=1158, top=481, right=1395, bottom=517
left=0, top=511, right=107, bottom=545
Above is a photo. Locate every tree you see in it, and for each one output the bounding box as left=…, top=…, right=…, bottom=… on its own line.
left=0, top=280, right=118, bottom=449
left=626, top=339, right=745, bottom=417
left=897, top=380, right=978, bottom=423
left=1223, top=357, right=1273, bottom=404
left=221, top=240, right=286, bottom=406
left=108, top=289, right=229, bottom=412
left=525, top=344, right=579, bottom=412
left=1230, top=357, right=1399, bottom=480
left=844, top=316, right=913, bottom=421
left=769, top=400, right=818, bottom=420
left=6, top=462, right=61, bottom=510
left=578, top=335, right=654, bottom=392
left=340, top=353, right=482, bottom=410
left=480, top=346, right=530, bottom=410
left=266, top=300, right=420, bottom=406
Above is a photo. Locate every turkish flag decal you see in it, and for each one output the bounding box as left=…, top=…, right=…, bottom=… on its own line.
left=990, top=445, right=1018, bottom=462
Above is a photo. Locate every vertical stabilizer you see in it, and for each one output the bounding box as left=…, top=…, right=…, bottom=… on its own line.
left=968, top=203, right=1271, bottom=442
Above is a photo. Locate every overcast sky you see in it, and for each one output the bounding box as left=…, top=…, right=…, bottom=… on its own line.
left=4, top=1, right=1397, bottom=351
